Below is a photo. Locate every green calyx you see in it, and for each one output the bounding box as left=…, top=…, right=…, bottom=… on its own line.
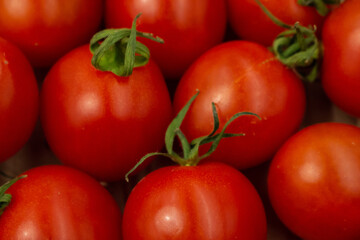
left=255, top=0, right=321, bottom=82
left=298, top=0, right=342, bottom=16
left=125, top=90, right=260, bottom=181
left=90, top=13, right=164, bottom=77
left=273, top=23, right=320, bottom=82
left=0, top=175, right=26, bottom=215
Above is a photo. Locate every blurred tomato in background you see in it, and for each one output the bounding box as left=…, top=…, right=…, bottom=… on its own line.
left=105, top=0, right=227, bottom=80
left=0, top=37, right=39, bottom=162
left=0, top=0, right=103, bottom=67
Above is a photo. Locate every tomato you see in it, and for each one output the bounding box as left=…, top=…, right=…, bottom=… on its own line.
left=0, top=0, right=103, bottom=67
left=173, top=41, right=306, bottom=170
left=0, top=165, right=122, bottom=239
left=0, top=37, right=39, bottom=162
left=105, top=0, right=227, bottom=80
left=268, top=122, right=360, bottom=240
left=40, top=44, right=172, bottom=181
left=123, top=162, right=267, bottom=240
left=321, top=0, right=360, bottom=118
left=226, top=0, right=325, bottom=47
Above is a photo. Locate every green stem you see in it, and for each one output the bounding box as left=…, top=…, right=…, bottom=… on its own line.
left=90, top=13, right=164, bottom=77
left=281, top=33, right=314, bottom=58
left=254, top=0, right=292, bottom=29
left=125, top=91, right=261, bottom=181
left=125, top=152, right=174, bottom=182
left=255, top=0, right=321, bottom=82
left=164, top=91, right=200, bottom=157
left=0, top=175, right=26, bottom=215
left=298, top=0, right=342, bottom=16
left=175, top=129, right=191, bottom=160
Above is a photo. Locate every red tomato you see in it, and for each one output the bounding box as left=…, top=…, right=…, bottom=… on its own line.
left=40, top=44, right=172, bottom=181
left=123, top=162, right=267, bottom=240
left=105, top=0, right=227, bottom=80
left=173, top=41, right=306, bottom=170
left=0, top=165, right=122, bottom=239
left=226, top=0, right=324, bottom=46
left=321, top=0, right=360, bottom=118
left=0, top=0, right=103, bottom=67
left=0, top=37, right=39, bottom=162
left=268, top=122, right=360, bottom=240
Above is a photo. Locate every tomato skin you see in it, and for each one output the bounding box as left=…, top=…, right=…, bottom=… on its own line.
left=0, top=0, right=103, bottom=67
left=123, top=162, right=267, bottom=240
left=268, top=122, right=360, bottom=240
left=321, top=0, right=360, bottom=118
left=226, top=0, right=324, bottom=47
left=105, top=0, right=227, bottom=80
left=0, top=165, right=122, bottom=240
left=40, top=44, right=172, bottom=181
left=173, top=41, right=306, bottom=169
left=0, top=37, right=39, bottom=162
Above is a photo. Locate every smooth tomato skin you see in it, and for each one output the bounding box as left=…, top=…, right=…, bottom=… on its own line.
left=0, top=165, right=122, bottom=240
left=321, top=0, right=360, bottom=118
left=40, top=44, right=172, bottom=181
left=0, top=0, right=103, bottom=67
left=268, top=122, right=360, bottom=240
left=123, top=162, right=267, bottom=240
left=226, top=0, right=324, bottom=47
left=0, top=37, right=39, bottom=162
left=173, top=41, right=306, bottom=169
left=105, top=0, right=227, bottom=80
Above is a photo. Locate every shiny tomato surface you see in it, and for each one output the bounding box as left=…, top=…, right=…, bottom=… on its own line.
left=268, top=122, right=360, bottom=240
left=40, top=45, right=172, bottom=181
left=321, top=0, right=360, bottom=118
left=123, top=162, right=267, bottom=240
left=173, top=41, right=306, bottom=169
left=0, top=165, right=122, bottom=239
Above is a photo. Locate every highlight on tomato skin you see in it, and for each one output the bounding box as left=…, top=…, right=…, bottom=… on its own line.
left=0, top=36, right=39, bottom=163
left=121, top=90, right=266, bottom=240
left=268, top=122, right=360, bottom=240
left=123, top=162, right=267, bottom=240
left=40, top=44, right=173, bottom=182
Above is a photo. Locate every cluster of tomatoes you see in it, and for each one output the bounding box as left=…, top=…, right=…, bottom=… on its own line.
left=1, top=0, right=360, bottom=239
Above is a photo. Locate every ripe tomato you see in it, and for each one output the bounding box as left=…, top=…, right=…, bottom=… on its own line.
left=321, top=0, right=360, bottom=118
left=0, top=165, right=122, bottom=239
left=0, top=0, right=103, bottom=67
left=226, top=0, right=324, bottom=46
left=123, top=162, right=267, bottom=240
left=40, top=44, right=172, bottom=181
left=0, top=37, right=39, bottom=162
left=268, top=122, right=360, bottom=240
left=173, top=41, right=306, bottom=170
left=105, top=0, right=227, bottom=80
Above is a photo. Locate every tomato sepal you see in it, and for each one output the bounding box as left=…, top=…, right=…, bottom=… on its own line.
left=255, top=0, right=321, bottom=82
left=125, top=90, right=260, bottom=181
left=90, top=13, right=164, bottom=77
left=298, top=0, right=341, bottom=16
